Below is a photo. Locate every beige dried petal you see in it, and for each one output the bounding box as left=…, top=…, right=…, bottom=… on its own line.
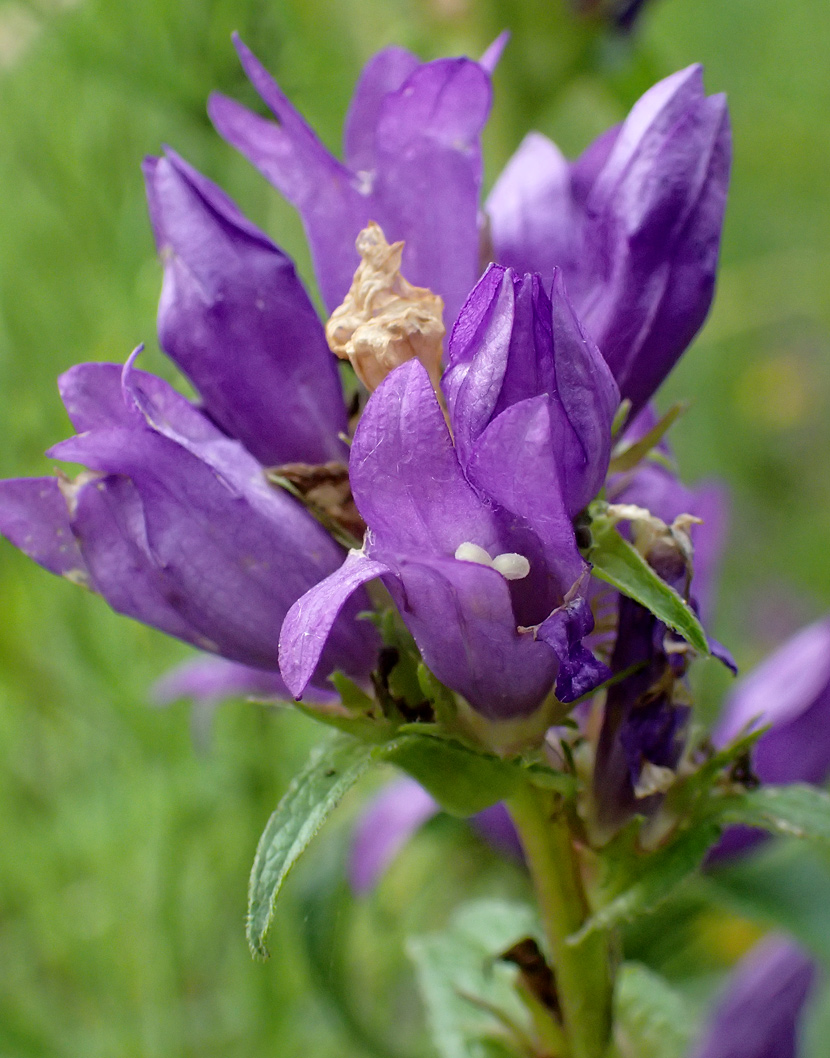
left=325, top=221, right=445, bottom=392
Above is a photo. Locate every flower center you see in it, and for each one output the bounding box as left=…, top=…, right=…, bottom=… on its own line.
left=325, top=221, right=445, bottom=392
left=454, top=541, right=530, bottom=581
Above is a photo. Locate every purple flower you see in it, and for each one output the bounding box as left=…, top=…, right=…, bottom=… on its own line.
left=349, top=777, right=440, bottom=894
left=208, top=35, right=499, bottom=332
left=689, top=935, right=816, bottom=1058
left=209, top=38, right=729, bottom=412
left=444, top=264, right=619, bottom=517
left=711, top=617, right=830, bottom=860
left=348, top=776, right=522, bottom=893
left=592, top=479, right=727, bottom=828
left=608, top=419, right=730, bottom=624
left=0, top=144, right=382, bottom=691
left=144, top=148, right=348, bottom=467
left=0, top=316, right=377, bottom=692
left=487, top=65, right=731, bottom=414
left=280, top=262, right=618, bottom=720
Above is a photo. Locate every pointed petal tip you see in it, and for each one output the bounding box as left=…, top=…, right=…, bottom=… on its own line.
left=479, top=30, right=510, bottom=74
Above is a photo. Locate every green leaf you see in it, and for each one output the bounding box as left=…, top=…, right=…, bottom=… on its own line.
left=247, top=733, right=375, bottom=957
left=293, top=700, right=392, bottom=743
left=408, top=899, right=539, bottom=1058
left=716, top=783, right=830, bottom=844
left=382, top=733, right=521, bottom=817
left=665, top=728, right=763, bottom=816
left=705, top=839, right=830, bottom=962
left=570, top=821, right=720, bottom=944
left=608, top=402, right=686, bottom=475
left=614, top=963, right=695, bottom=1058
left=588, top=513, right=709, bottom=654
left=247, top=728, right=531, bottom=955
left=328, top=670, right=375, bottom=713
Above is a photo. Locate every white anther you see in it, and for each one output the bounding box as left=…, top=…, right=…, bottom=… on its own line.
left=454, top=542, right=493, bottom=566
left=634, top=761, right=676, bottom=799
left=492, top=553, right=531, bottom=580
left=455, top=542, right=531, bottom=581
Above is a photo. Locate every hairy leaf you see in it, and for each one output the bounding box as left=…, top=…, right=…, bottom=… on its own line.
left=408, top=899, right=539, bottom=1058
left=570, top=822, right=720, bottom=944
left=614, top=962, right=695, bottom=1058
left=247, top=733, right=375, bottom=956
left=716, top=784, right=830, bottom=845
left=589, top=514, right=708, bottom=654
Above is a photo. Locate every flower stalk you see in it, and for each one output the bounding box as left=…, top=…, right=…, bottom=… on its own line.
left=506, top=779, right=615, bottom=1058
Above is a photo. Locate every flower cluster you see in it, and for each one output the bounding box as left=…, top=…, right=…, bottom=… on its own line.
left=5, top=27, right=830, bottom=1058
left=0, top=34, right=733, bottom=738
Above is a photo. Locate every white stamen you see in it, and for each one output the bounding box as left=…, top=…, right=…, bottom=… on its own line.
left=454, top=542, right=493, bottom=566
left=492, top=553, right=531, bottom=580
left=454, top=542, right=532, bottom=581
left=634, top=761, right=676, bottom=799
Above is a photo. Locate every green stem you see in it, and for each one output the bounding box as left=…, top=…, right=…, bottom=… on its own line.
left=506, top=781, right=614, bottom=1058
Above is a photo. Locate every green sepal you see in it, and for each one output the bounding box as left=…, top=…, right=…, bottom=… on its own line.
left=569, top=821, right=721, bottom=944
left=521, top=762, right=578, bottom=797
left=418, top=662, right=459, bottom=727
left=587, top=503, right=709, bottom=655
left=328, top=670, right=375, bottom=713
left=665, top=727, right=763, bottom=817
left=614, top=962, right=695, bottom=1058
left=293, top=701, right=394, bottom=743
left=608, top=402, right=686, bottom=475
left=611, top=398, right=633, bottom=437
left=382, top=733, right=521, bottom=817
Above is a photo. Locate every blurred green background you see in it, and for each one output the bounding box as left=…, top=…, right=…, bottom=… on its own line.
left=1, top=0, right=829, bottom=1054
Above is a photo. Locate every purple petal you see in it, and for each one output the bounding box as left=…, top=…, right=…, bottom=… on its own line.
left=368, top=57, right=491, bottom=327
left=537, top=593, right=612, bottom=703
left=211, top=40, right=489, bottom=327
left=445, top=266, right=553, bottom=466
left=582, top=80, right=731, bottom=411
left=588, top=65, right=706, bottom=205
left=386, top=555, right=558, bottom=720
left=46, top=363, right=378, bottom=679
left=478, top=31, right=510, bottom=75
left=715, top=618, right=830, bottom=787
left=547, top=270, right=619, bottom=513
left=343, top=46, right=420, bottom=172
left=208, top=37, right=365, bottom=313
left=59, top=357, right=222, bottom=440
left=570, top=124, right=622, bottom=204
left=59, top=360, right=135, bottom=432
left=153, top=656, right=306, bottom=706
left=64, top=432, right=350, bottom=669
left=0, top=477, right=88, bottom=581
left=280, top=549, right=389, bottom=699
left=350, top=360, right=499, bottom=559
left=465, top=395, right=585, bottom=600
left=488, top=65, right=731, bottom=413
left=349, top=777, right=439, bottom=893
left=144, top=149, right=346, bottom=465
left=68, top=473, right=219, bottom=649
left=445, top=267, right=618, bottom=516
left=689, top=935, right=816, bottom=1058
left=486, top=134, right=581, bottom=291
